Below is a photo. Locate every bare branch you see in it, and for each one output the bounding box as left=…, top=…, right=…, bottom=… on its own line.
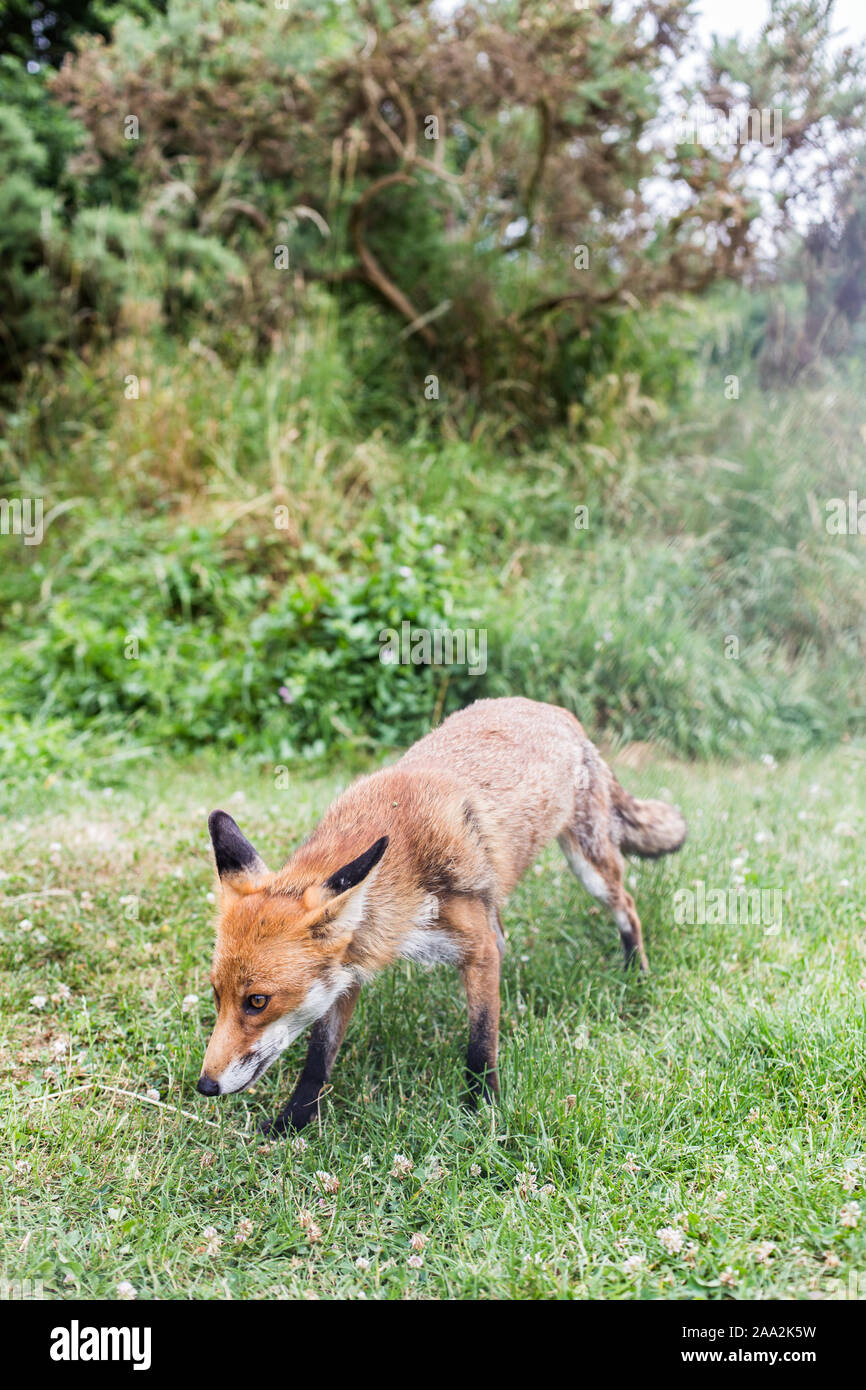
left=501, top=99, right=552, bottom=253
left=349, top=172, right=438, bottom=344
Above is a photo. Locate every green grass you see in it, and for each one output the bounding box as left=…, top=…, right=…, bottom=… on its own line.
left=3, top=320, right=866, bottom=766
left=2, top=742, right=866, bottom=1300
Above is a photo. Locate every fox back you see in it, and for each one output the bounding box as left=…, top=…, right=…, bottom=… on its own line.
left=198, top=697, right=686, bottom=1129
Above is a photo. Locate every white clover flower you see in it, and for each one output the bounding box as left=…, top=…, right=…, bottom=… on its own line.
left=752, top=1241, right=775, bottom=1264
left=657, top=1225, right=685, bottom=1255
left=515, top=1167, right=538, bottom=1199
left=201, top=1226, right=222, bottom=1256
left=840, top=1202, right=861, bottom=1228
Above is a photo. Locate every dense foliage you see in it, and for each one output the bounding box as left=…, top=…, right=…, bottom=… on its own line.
left=2, top=296, right=864, bottom=775
left=3, top=2, right=866, bottom=407
left=1, top=2, right=865, bottom=776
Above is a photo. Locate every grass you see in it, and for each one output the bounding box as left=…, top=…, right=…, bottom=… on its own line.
left=3, top=320, right=866, bottom=766
left=2, top=740, right=866, bottom=1300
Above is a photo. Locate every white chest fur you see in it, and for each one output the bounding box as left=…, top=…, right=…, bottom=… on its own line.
left=397, top=896, right=462, bottom=967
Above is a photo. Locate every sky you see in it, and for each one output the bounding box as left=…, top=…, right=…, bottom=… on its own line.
left=693, top=0, right=866, bottom=44
left=627, top=1, right=866, bottom=252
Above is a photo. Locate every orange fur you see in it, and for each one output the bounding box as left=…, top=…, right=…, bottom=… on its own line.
left=198, top=697, right=686, bottom=1131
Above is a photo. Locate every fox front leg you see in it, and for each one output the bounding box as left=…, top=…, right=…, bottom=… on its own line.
left=263, top=983, right=360, bottom=1135
left=456, top=900, right=502, bottom=1104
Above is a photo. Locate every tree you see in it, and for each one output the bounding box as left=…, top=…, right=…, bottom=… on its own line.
left=23, top=0, right=866, bottom=414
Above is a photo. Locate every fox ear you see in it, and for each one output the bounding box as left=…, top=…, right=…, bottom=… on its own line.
left=208, top=811, right=269, bottom=888
left=323, top=836, right=389, bottom=897
left=304, top=836, right=389, bottom=935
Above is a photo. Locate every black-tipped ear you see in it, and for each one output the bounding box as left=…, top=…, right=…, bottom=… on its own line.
left=208, top=810, right=268, bottom=881
left=324, top=836, right=389, bottom=896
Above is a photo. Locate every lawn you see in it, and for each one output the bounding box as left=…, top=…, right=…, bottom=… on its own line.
left=2, top=741, right=865, bottom=1301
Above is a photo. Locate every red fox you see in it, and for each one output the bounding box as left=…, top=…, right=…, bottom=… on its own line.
left=197, top=696, right=686, bottom=1133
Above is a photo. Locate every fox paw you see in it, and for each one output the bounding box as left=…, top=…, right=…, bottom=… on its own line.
left=259, top=1091, right=321, bottom=1137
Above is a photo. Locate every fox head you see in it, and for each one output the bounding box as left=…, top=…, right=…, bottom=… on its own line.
left=197, top=811, right=387, bottom=1097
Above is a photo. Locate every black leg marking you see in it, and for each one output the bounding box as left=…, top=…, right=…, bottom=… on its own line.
left=267, top=1024, right=331, bottom=1134
left=466, top=1005, right=499, bottom=1105
left=265, top=1078, right=324, bottom=1135
left=261, top=984, right=360, bottom=1137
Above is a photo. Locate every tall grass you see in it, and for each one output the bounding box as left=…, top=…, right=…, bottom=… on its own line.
left=1, top=293, right=864, bottom=776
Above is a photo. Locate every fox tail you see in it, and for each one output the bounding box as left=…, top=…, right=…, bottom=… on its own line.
left=611, top=780, right=687, bottom=858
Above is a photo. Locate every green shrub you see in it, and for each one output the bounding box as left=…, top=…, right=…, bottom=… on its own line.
left=486, top=543, right=841, bottom=759
left=1, top=512, right=482, bottom=760
left=2, top=300, right=864, bottom=774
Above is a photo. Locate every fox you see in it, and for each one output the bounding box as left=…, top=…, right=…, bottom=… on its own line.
left=197, top=696, right=686, bottom=1134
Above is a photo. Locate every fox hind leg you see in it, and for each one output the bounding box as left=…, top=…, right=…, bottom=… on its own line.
left=558, top=830, right=649, bottom=973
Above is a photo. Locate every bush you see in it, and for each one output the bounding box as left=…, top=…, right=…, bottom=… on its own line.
left=1, top=511, right=482, bottom=760
left=2, top=294, right=864, bottom=774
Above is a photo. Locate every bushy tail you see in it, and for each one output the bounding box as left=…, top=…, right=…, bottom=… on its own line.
left=611, top=780, right=687, bottom=858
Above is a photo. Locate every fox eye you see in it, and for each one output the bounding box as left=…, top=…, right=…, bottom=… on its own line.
left=246, top=994, right=269, bottom=1011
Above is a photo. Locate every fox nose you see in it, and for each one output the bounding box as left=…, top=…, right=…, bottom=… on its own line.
left=197, top=1074, right=220, bottom=1096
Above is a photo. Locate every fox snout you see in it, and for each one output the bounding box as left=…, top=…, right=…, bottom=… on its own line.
left=198, top=1026, right=278, bottom=1095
